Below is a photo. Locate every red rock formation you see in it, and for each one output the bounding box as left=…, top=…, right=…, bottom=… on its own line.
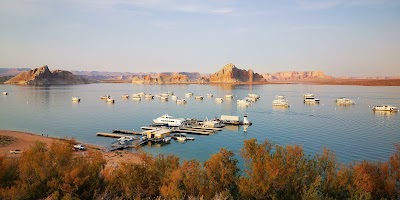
left=209, top=63, right=265, bottom=83
left=5, top=65, right=88, bottom=85
left=262, top=71, right=332, bottom=81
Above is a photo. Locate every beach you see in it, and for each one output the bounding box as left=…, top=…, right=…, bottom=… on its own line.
left=0, top=130, right=142, bottom=168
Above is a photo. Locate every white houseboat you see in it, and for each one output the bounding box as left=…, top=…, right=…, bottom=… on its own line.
left=335, top=97, right=355, bottom=105
left=153, top=114, right=186, bottom=127
left=372, top=105, right=398, bottom=112
left=272, top=95, right=290, bottom=107
left=303, top=93, right=320, bottom=103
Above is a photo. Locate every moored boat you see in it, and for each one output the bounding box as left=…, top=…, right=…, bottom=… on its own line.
left=272, top=95, right=290, bottom=107
left=335, top=97, right=355, bottom=105
left=144, top=94, right=154, bottom=99
left=71, top=97, right=81, bottom=102
left=225, top=94, right=234, bottom=99
left=121, top=94, right=130, bottom=99
left=248, top=93, right=260, bottom=100
left=100, top=95, right=111, bottom=99
left=153, top=114, right=186, bottom=127
left=237, top=99, right=251, bottom=106
left=176, top=99, right=187, bottom=104
left=131, top=94, right=141, bottom=100
left=2, top=92, right=8, bottom=95
left=160, top=96, right=168, bottom=101
left=215, top=98, right=223, bottom=102
left=303, top=93, right=320, bottom=103
left=185, top=92, right=193, bottom=97
left=195, top=95, right=203, bottom=100
left=206, top=93, right=213, bottom=97
left=106, top=98, right=115, bottom=103
left=372, top=105, right=398, bottom=112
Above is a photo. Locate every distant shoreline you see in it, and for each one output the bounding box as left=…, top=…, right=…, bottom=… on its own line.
left=99, top=79, right=400, bottom=86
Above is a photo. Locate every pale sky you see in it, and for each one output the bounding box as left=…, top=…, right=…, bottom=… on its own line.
left=1, top=0, right=399, bottom=76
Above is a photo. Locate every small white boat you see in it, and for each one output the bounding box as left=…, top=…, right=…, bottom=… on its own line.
left=163, top=136, right=172, bottom=143
left=176, top=135, right=186, bottom=142
left=215, top=98, right=223, bottom=102
left=303, top=93, right=320, bottom=103
left=248, top=93, right=260, bottom=100
left=131, top=94, right=141, bottom=100
left=106, top=98, right=115, bottom=103
left=176, top=99, right=187, bottom=104
left=195, top=95, right=203, bottom=100
left=100, top=95, right=111, bottom=99
left=202, top=119, right=225, bottom=128
left=176, top=133, right=195, bottom=141
left=272, top=95, right=290, bottom=107
left=171, top=95, right=177, bottom=100
left=335, top=97, right=355, bottom=105
left=144, top=94, right=154, bottom=99
left=225, top=94, right=234, bottom=99
left=185, top=92, right=193, bottom=97
left=237, top=99, right=251, bottom=106
left=160, top=92, right=170, bottom=97
left=155, top=94, right=161, bottom=98
left=121, top=94, right=130, bottom=99
left=160, top=96, right=168, bottom=101
left=138, top=92, right=145, bottom=96
left=206, top=93, right=213, bottom=97
left=372, top=105, right=398, bottom=112
left=2, top=92, right=8, bottom=95
left=71, top=97, right=81, bottom=102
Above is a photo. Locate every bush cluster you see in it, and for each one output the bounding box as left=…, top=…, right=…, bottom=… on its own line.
left=0, top=139, right=399, bottom=199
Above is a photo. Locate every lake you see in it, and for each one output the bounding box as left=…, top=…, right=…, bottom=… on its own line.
left=1, top=83, right=399, bottom=164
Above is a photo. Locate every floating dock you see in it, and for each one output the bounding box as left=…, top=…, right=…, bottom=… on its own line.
left=141, top=126, right=215, bottom=135
left=96, top=132, right=135, bottom=138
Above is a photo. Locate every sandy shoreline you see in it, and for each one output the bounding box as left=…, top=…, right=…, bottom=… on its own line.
left=0, top=130, right=141, bottom=168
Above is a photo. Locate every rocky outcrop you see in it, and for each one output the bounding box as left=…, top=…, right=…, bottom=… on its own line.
left=209, top=63, right=266, bottom=83
left=132, top=72, right=208, bottom=84
left=262, top=71, right=332, bottom=81
left=5, top=65, right=89, bottom=85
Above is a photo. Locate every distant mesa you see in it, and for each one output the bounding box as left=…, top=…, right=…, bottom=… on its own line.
left=132, top=72, right=207, bottom=84
left=209, top=63, right=266, bottom=83
left=262, top=71, right=332, bottom=81
left=5, top=65, right=90, bottom=85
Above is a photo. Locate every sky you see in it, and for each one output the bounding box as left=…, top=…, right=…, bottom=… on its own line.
left=0, top=0, right=399, bottom=76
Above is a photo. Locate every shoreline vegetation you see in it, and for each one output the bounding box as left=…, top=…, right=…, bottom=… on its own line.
left=1, top=130, right=399, bottom=199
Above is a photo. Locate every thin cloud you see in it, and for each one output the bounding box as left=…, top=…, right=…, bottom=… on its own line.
left=294, top=0, right=397, bottom=10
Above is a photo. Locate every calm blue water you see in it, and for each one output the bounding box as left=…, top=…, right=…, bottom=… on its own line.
left=1, top=83, right=399, bottom=164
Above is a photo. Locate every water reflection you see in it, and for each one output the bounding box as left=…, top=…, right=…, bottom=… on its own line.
left=373, top=111, right=398, bottom=118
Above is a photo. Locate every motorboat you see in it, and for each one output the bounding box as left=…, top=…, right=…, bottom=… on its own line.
left=335, top=97, right=355, bottom=105
left=303, top=93, right=320, bottom=103
left=160, top=96, right=168, bottom=101
left=206, top=93, right=213, bottom=97
left=121, top=94, right=130, bottom=99
left=237, top=99, right=251, bottom=106
left=171, top=95, right=177, bottom=100
left=185, top=92, right=193, bottom=97
left=131, top=94, right=141, bottom=100
left=71, top=97, right=81, bottom=102
left=372, top=105, right=398, bottom=112
left=144, top=94, right=154, bottom=99
left=100, top=95, right=111, bottom=99
left=153, top=114, right=186, bottom=127
left=272, top=95, right=290, bottom=107
left=163, top=136, right=172, bottom=143
left=118, top=136, right=133, bottom=144
left=138, top=92, right=145, bottom=96
left=215, top=98, right=223, bottom=102
left=2, top=92, right=8, bottom=95
left=176, top=99, right=187, bottom=104
left=106, top=98, right=115, bottom=103
left=225, top=94, right=234, bottom=99
left=195, top=95, right=203, bottom=100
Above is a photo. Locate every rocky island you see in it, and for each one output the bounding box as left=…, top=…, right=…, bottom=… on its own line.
left=210, top=63, right=266, bottom=83
left=4, top=65, right=90, bottom=85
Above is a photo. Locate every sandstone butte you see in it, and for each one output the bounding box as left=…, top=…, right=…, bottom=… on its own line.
left=209, top=63, right=266, bottom=83
left=5, top=65, right=89, bottom=85
left=262, top=71, right=333, bottom=81
left=132, top=72, right=208, bottom=84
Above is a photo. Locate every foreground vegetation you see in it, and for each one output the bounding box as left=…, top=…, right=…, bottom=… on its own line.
left=0, top=139, right=399, bottom=200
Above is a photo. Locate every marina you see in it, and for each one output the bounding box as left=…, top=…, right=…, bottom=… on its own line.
left=0, top=83, right=399, bottom=164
